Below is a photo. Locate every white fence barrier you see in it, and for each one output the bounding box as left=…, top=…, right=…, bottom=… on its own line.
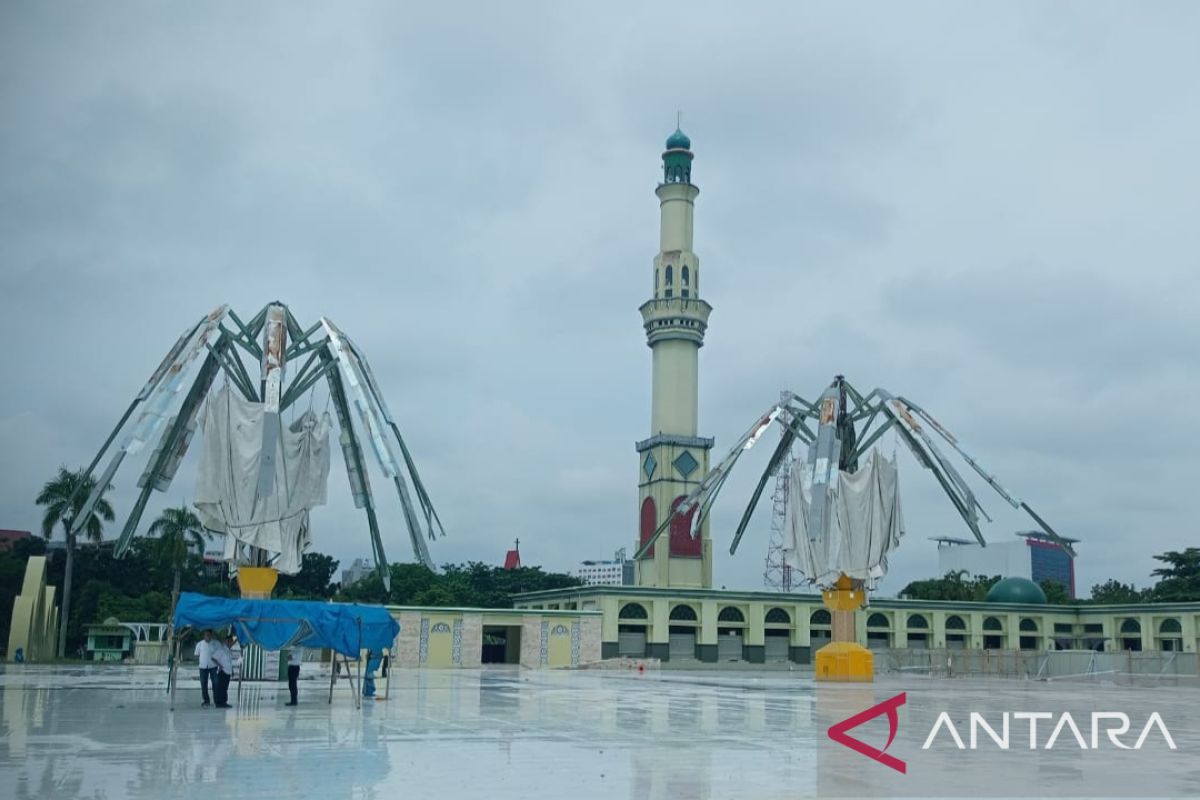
left=877, top=648, right=1200, bottom=682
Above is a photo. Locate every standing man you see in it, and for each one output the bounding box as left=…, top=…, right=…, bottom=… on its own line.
left=194, top=630, right=215, bottom=707
left=212, top=634, right=234, bottom=708
left=285, top=647, right=302, bottom=706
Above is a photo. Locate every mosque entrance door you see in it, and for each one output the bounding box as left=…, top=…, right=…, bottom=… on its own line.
left=481, top=626, right=521, bottom=664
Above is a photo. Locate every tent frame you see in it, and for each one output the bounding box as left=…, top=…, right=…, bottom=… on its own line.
left=168, top=615, right=387, bottom=712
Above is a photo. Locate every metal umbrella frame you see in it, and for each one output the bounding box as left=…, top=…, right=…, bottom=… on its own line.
left=64, top=302, right=445, bottom=585
left=635, top=375, right=1074, bottom=574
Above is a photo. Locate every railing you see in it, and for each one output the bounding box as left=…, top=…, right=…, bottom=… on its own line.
left=877, top=648, right=1200, bottom=683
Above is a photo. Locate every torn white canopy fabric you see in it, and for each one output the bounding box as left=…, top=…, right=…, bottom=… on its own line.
left=782, top=448, right=904, bottom=589
left=194, top=385, right=332, bottom=574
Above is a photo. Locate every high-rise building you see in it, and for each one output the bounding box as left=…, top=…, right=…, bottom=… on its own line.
left=635, top=127, right=713, bottom=589
left=934, top=532, right=1079, bottom=597
left=341, top=557, right=374, bottom=588
left=574, top=549, right=634, bottom=586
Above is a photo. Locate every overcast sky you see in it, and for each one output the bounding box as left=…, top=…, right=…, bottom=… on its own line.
left=2, top=2, right=1197, bottom=597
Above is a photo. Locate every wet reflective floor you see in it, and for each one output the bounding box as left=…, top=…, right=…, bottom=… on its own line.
left=1, top=665, right=815, bottom=799
left=3, top=665, right=1198, bottom=799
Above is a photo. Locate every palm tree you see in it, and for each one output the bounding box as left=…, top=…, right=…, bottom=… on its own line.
left=146, top=505, right=211, bottom=624
left=36, top=466, right=115, bottom=658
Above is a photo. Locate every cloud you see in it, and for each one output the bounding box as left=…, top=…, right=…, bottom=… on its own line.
left=1, top=2, right=1197, bottom=598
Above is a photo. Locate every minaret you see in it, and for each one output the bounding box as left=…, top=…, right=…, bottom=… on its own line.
left=635, top=127, right=714, bottom=589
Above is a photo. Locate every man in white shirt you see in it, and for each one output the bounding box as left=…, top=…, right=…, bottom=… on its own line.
left=211, top=635, right=234, bottom=708
left=286, top=647, right=303, bottom=706
left=193, top=630, right=216, bottom=707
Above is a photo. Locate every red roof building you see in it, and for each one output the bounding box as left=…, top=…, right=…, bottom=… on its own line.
left=0, top=529, right=32, bottom=552
left=503, top=538, right=521, bottom=570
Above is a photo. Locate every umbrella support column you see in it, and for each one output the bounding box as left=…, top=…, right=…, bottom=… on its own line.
left=814, top=574, right=874, bottom=682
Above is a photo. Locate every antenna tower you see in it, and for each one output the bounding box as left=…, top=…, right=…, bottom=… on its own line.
left=763, top=392, right=796, bottom=591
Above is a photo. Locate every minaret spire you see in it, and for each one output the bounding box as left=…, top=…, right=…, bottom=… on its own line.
left=635, top=125, right=714, bottom=590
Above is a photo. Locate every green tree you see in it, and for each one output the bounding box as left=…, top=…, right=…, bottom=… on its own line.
left=334, top=561, right=583, bottom=608
left=146, top=506, right=211, bottom=624
left=1089, top=579, right=1146, bottom=604
left=900, top=571, right=1000, bottom=602
left=275, top=552, right=340, bottom=599
left=1038, top=579, right=1073, bottom=605
left=36, top=466, right=115, bottom=658
left=1150, top=548, right=1200, bottom=602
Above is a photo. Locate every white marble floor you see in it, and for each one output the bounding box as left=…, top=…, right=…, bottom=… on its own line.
left=1, top=664, right=1197, bottom=799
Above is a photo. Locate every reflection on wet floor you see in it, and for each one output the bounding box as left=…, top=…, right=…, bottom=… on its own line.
left=1, top=665, right=816, bottom=799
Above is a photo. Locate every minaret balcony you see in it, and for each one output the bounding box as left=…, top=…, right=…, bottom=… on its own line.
left=639, top=297, right=712, bottom=346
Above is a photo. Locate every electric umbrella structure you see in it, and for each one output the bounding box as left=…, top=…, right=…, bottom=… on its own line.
left=635, top=374, right=1069, bottom=680
left=635, top=374, right=1073, bottom=576
left=67, top=303, right=445, bottom=590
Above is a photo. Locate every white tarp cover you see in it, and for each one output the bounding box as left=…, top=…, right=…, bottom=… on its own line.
left=782, top=449, right=904, bottom=589
left=194, top=385, right=332, bottom=574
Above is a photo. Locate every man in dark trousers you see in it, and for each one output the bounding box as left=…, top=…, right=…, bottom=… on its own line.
left=285, top=647, right=302, bottom=705
left=212, top=635, right=234, bottom=708
left=194, top=629, right=216, bottom=707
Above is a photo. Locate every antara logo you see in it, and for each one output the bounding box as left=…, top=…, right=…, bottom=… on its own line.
left=827, top=692, right=907, bottom=774
left=922, top=711, right=1177, bottom=751
left=828, top=694, right=1178, bottom=774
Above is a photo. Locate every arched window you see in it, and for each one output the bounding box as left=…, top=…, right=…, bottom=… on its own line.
left=681, top=266, right=690, bottom=286
left=1019, top=618, right=1039, bottom=632
left=983, top=616, right=1003, bottom=631
left=1160, top=618, right=1183, bottom=634
left=654, top=269, right=658, bottom=294
left=638, top=497, right=657, bottom=558
left=867, top=613, right=890, bottom=629
left=669, top=605, right=698, bottom=621
left=717, top=606, right=745, bottom=623
left=665, top=265, right=673, bottom=286
left=908, top=614, right=929, bottom=629
left=1120, top=618, right=1141, bottom=634
left=945, top=615, right=967, bottom=630
left=810, top=609, right=832, bottom=626
left=619, top=603, right=648, bottom=620
left=765, top=607, right=791, bottom=625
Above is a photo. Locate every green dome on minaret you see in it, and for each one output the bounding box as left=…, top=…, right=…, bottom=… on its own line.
left=662, top=127, right=694, bottom=184
left=665, top=128, right=691, bottom=150
left=985, top=576, right=1047, bottom=605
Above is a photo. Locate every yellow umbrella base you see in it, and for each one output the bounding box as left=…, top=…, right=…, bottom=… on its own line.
left=814, top=641, right=874, bottom=682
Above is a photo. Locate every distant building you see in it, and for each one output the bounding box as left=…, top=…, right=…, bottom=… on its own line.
left=201, top=533, right=228, bottom=579
left=574, top=549, right=634, bottom=586
left=935, top=531, right=1079, bottom=598
left=0, top=529, right=32, bottom=552
left=341, top=558, right=374, bottom=587
left=85, top=618, right=134, bottom=662
left=503, top=539, right=521, bottom=570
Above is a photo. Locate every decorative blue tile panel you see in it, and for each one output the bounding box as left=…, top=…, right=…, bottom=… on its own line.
left=673, top=450, right=699, bottom=478
left=570, top=621, right=582, bottom=666
left=643, top=453, right=657, bottom=479
left=539, top=620, right=549, bottom=666
left=451, top=619, right=463, bottom=665
left=418, top=619, right=429, bottom=664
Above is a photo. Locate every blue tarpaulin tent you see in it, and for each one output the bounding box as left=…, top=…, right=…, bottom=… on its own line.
left=173, top=592, right=399, bottom=656
left=168, top=593, right=398, bottom=711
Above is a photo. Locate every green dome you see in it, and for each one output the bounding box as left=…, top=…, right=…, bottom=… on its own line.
left=985, top=577, right=1047, bottom=605
left=665, top=128, right=691, bottom=150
